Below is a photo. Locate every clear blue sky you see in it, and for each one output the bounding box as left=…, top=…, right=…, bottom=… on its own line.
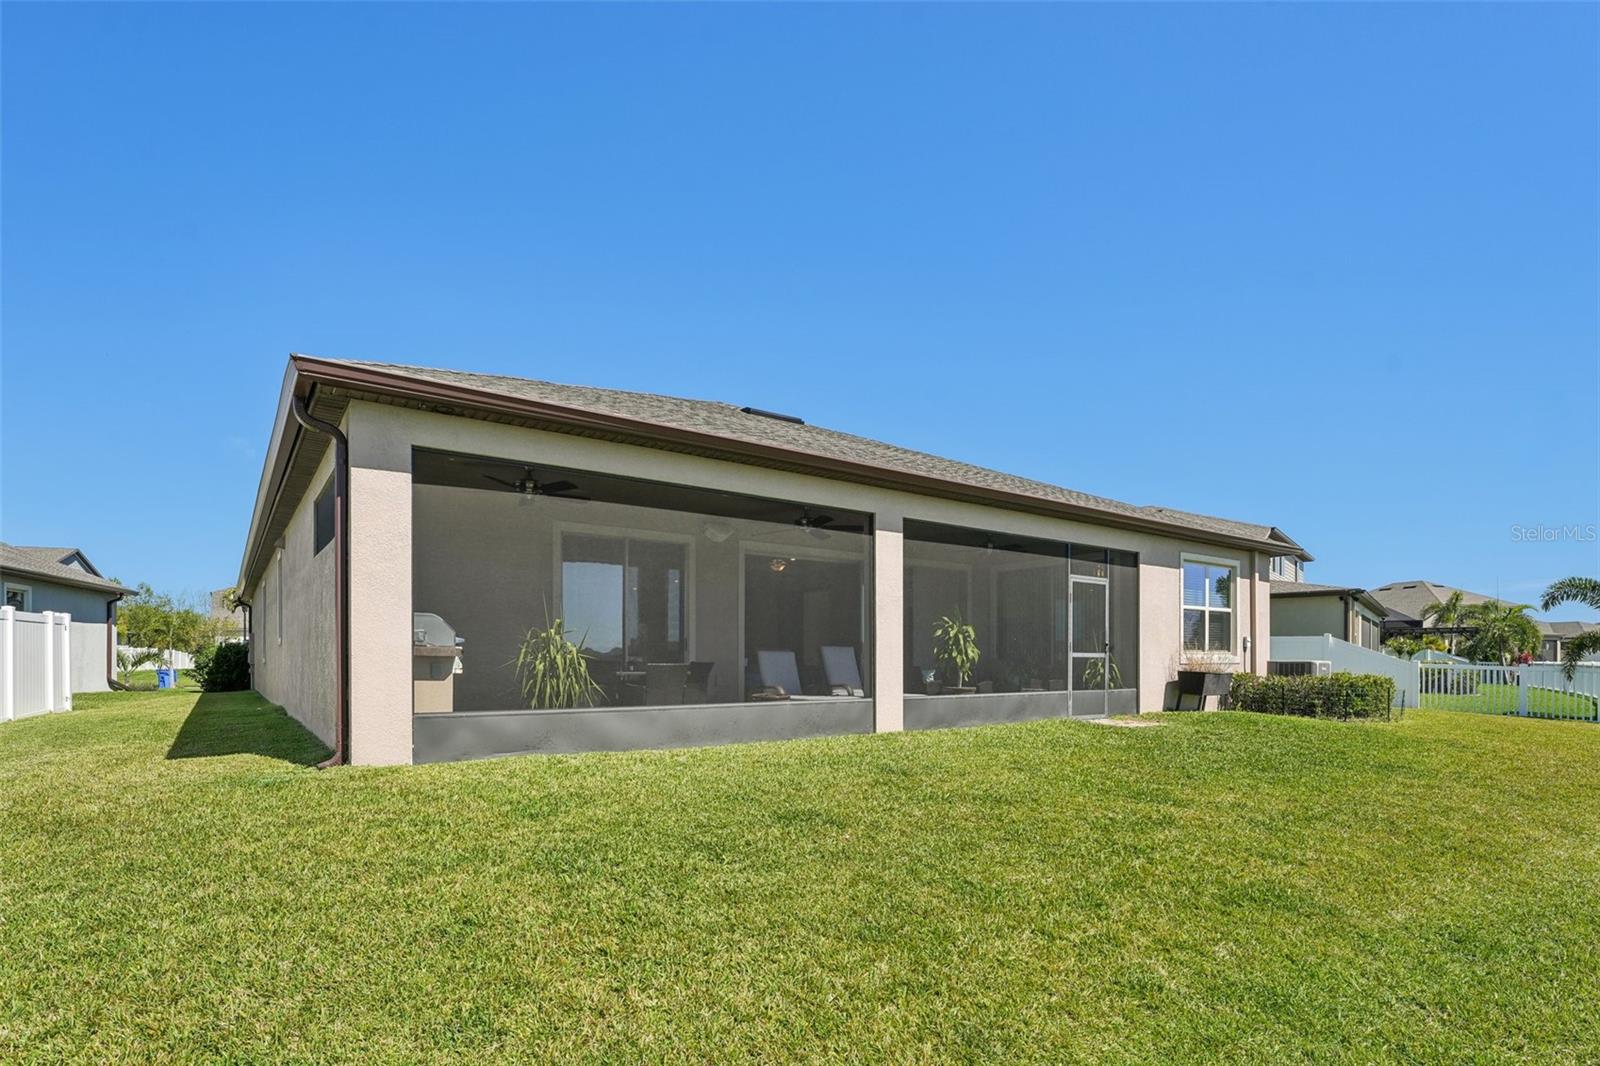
left=3, top=3, right=1596, bottom=618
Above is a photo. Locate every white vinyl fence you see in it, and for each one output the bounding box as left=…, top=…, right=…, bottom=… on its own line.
left=0, top=606, right=74, bottom=721
left=1419, top=661, right=1600, bottom=722
left=117, top=645, right=194, bottom=671
left=1271, top=634, right=1420, bottom=708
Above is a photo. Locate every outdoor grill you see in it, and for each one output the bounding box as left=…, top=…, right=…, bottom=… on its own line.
left=413, top=612, right=464, bottom=714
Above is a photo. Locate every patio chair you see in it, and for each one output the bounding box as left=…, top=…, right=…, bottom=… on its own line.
left=756, top=650, right=803, bottom=698
left=685, top=660, right=714, bottom=703
left=821, top=645, right=865, bottom=697
left=644, top=662, right=690, bottom=706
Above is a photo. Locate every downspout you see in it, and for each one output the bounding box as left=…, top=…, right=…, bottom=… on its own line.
left=106, top=592, right=128, bottom=691
left=290, top=394, right=350, bottom=769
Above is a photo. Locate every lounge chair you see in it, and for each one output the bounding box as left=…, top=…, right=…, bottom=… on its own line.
left=821, top=645, right=865, bottom=697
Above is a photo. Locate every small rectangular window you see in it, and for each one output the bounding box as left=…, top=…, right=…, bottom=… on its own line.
left=313, top=477, right=335, bottom=555
left=277, top=548, right=284, bottom=645
left=3, top=584, right=31, bottom=611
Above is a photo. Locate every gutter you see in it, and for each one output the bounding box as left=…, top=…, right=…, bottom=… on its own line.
left=106, top=591, right=129, bottom=691
left=289, top=393, right=350, bottom=769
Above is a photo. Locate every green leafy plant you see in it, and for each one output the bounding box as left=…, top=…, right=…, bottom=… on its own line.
left=1079, top=658, right=1122, bottom=689
left=1541, top=577, right=1600, bottom=681
left=931, top=613, right=980, bottom=688
left=1460, top=600, right=1541, bottom=667
left=514, top=615, right=604, bottom=710
left=194, top=643, right=251, bottom=692
left=1229, top=672, right=1398, bottom=721
left=116, top=646, right=163, bottom=685
left=1420, top=591, right=1468, bottom=653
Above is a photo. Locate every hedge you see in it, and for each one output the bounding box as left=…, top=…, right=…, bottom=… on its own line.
left=193, top=642, right=252, bottom=692
left=1228, top=672, right=1399, bottom=721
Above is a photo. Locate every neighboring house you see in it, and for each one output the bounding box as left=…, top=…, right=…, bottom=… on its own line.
left=1370, top=579, right=1599, bottom=663
left=1369, top=580, right=1500, bottom=640
left=1268, top=581, right=1388, bottom=651
left=0, top=542, right=129, bottom=693
left=1268, top=555, right=1306, bottom=583
left=209, top=588, right=246, bottom=643
left=1537, top=621, right=1600, bottom=664
left=237, top=355, right=1310, bottom=765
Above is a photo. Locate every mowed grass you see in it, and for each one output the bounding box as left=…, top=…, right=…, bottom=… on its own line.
left=1421, top=682, right=1599, bottom=720
left=3, top=693, right=1599, bottom=1063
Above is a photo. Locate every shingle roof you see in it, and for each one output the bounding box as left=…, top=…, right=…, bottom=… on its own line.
left=1269, top=580, right=1389, bottom=616
left=319, top=357, right=1308, bottom=556
left=1537, top=620, right=1600, bottom=638
left=1368, top=580, right=1502, bottom=622
left=1269, top=580, right=1359, bottom=596
left=0, top=543, right=127, bottom=596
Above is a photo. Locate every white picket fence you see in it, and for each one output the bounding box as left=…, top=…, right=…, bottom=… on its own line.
left=1419, top=661, right=1600, bottom=722
left=0, top=606, right=74, bottom=721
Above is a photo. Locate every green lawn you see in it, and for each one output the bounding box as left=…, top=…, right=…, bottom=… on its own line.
left=1420, top=682, right=1599, bottom=720
left=119, top=667, right=202, bottom=692
left=4, top=693, right=1599, bottom=1062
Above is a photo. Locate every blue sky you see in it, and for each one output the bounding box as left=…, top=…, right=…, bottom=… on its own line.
left=3, top=3, right=1596, bottom=618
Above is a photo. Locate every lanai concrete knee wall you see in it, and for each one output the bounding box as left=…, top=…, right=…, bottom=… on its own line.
left=286, top=401, right=1271, bottom=765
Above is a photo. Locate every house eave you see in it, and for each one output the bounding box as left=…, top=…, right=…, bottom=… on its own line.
left=237, top=354, right=1313, bottom=592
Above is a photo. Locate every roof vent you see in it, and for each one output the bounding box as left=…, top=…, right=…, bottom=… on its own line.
left=739, top=406, right=805, bottom=425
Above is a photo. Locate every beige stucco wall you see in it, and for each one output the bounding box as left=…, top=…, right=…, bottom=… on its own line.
left=336, top=400, right=1276, bottom=763
left=248, top=447, right=337, bottom=746
left=1271, top=594, right=1347, bottom=640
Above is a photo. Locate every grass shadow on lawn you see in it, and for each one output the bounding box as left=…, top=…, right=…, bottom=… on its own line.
left=165, top=691, right=330, bottom=766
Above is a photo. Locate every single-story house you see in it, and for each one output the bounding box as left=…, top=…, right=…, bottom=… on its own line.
left=0, top=542, right=129, bottom=693
left=237, top=355, right=1311, bottom=765
left=1536, top=621, right=1600, bottom=664
left=1269, top=581, right=1388, bottom=651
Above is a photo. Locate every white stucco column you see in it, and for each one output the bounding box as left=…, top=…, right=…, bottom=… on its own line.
left=873, top=510, right=905, bottom=733
left=1251, top=552, right=1271, bottom=675
left=346, top=403, right=415, bottom=765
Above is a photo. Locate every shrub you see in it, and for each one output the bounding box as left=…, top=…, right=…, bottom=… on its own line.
left=1229, top=672, right=1399, bottom=721
left=194, top=642, right=251, bottom=692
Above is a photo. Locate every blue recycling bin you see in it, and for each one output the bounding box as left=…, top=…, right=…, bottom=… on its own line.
left=157, top=668, right=175, bottom=689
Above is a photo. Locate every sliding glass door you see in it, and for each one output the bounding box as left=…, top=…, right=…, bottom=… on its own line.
left=560, top=533, right=687, bottom=664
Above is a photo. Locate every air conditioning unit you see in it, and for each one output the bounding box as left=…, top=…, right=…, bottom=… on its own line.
left=1268, top=660, right=1332, bottom=677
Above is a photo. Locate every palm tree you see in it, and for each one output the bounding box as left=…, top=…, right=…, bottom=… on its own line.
left=1540, top=577, right=1600, bottom=612
left=1540, top=576, right=1600, bottom=681
left=1421, top=590, right=1468, bottom=653
left=1460, top=600, right=1542, bottom=667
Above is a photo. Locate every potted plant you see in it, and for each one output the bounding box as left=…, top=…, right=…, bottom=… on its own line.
left=932, top=613, right=980, bottom=696
left=513, top=614, right=604, bottom=710
left=1174, top=652, right=1233, bottom=710
left=1080, top=657, right=1122, bottom=690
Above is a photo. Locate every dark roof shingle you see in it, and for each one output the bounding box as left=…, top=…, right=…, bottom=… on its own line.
left=323, top=357, right=1307, bottom=555
left=0, top=543, right=126, bottom=596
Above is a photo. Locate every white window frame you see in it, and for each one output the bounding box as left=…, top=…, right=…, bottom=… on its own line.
left=3, top=583, right=32, bottom=611
left=1181, top=554, right=1238, bottom=657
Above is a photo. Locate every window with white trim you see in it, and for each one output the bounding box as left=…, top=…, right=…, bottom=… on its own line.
left=3, top=583, right=31, bottom=610
left=1182, top=560, right=1234, bottom=653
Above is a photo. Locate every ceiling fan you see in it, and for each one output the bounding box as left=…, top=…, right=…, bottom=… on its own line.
left=794, top=508, right=865, bottom=539
left=483, top=467, right=589, bottom=500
